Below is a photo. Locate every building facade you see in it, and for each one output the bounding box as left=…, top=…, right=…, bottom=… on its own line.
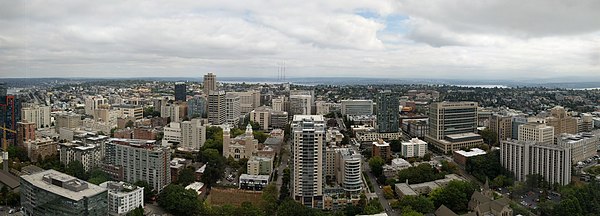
left=291, top=115, right=326, bottom=208
left=425, top=101, right=483, bottom=153
left=401, top=138, right=427, bottom=158
left=546, top=106, right=578, bottom=136
left=207, top=90, right=226, bottom=125
left=225, top=93, right=241, bottom=126
left=203, top=72, right=217, bottom=95
left=376, top=90, right=399, bottom=133
left=21, top=105, right=51, bottom=129
left=100, top=181, right=144, bottom=216
left=341, top=100, right=373, bottom=116
left=181, top=119, right=206, bottom=150
left=518, top=123, right=554, bottom=145
left=20, top=170, right=108, bottom=216
left=334, top=148, right=362, bottom=193
left=174, top=82, right=186, bottom=102
left=500, top=140, right=571, bottom=186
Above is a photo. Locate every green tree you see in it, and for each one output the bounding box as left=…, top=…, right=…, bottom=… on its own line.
left=157, top=184, right=202, bottom=215
left=261, top=183, right=279, bottom=215
left=253, top=131, right=270, bottom=143
left=368, top=156, right=385, bottom=177
left=390, top=140, right=402, bottom=152
left=200, top=148, right=225, bottom=187
left=401, top=206, right=425, bottom=216
left=126, top=206, right=144, bottom=216
left=231, top=128, right=244, bottom=138
left=398, top=163, right=445, bottom=184
left=134, top=180, right=155, bottom=203
left=429, top=180, right=479, bottom=213
left=396, top=195, right=434, bottom=214
left=382, top=185, right=395, bottom=199
left=277, top=198, right=310, bottom=216
left=554, top=198, right=583, bottom=216
left=479, top=127, right=498, bottom=146
left=87, top=168, right=110, bottom=185
left=125, top=120, right=134, bottom=128
left=65, top=160, right=88, bottom=180
left=177, top=167, right=196, bottom=186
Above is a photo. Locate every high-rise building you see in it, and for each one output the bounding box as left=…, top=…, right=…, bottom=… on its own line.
left=517, top=123, right=554, bottom=145
left=99, top=181, right=144, bottom=216
left=578, top=113, right=594, bottom=133
left=84, top=96, right=107, bottom=116
left=401, top=138, right=427, bottom=158
left=20, top=169, right=108, bottom=216
left=425, top=101, right=483, bottom=153
left=250, top=106, right=271, bottom=131
left=511, top=116, right=529, bottom=140
left=203, top=73, right=217, bottom=95
left=315, top=101, right=330, bottom=115
left=162, top=122, right=182, bottom=147
left=289, top=95, right=312, bottom=116
left=207, top=90, right=226, bottom=125
left=59, top=141, right=104, bottom=172
left=55, top=112, right=83, bottom=132
left=229, top=91, right=261, bottom=114
left=21, top=105, right=51, bottom=129
left=546, top=106, right=577, bottom=136
left=500, top=140, right=571, bottom=186
left=187, top=96, right=207, bottom=118
left=490, top=114, right=513, bottom=144
left=334, top=148, right=362, bottom=193
left=181, top=119, right=206, bottom=150
left=376, top=90, right=399, bottom=133
left=341, top=100, right=373, bottom=116
left=17, top=121, right=36, bottom=147
left=291, top=115, right=326, bottom=208
left=270, top=110, right=289, bottom=129
left=104, top=139, right=171, bottom=192
left=1, top=94, right=21, bottom=145
left=174, top=82, right=187, bottom=102
left=225, top=93, right=241, bottom=126
left=161, top=103, right=180, bottom=123
left=272, top=96, right=286, bottom=112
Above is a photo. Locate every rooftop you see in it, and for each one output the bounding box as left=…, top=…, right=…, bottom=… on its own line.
left=239, top=174, right=270, bottom=181
left=185, top=182, right=206, bottom=195
left=292, top=115, right=325, bottom=122
left=454, top=148, right=487, bottom=157
left=21, top=170, right=106, bottom=201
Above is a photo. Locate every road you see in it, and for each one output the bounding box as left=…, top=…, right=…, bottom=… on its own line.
left=363, top=161, right=397, bottom=216
left=275, top=140, right=290, bottom=191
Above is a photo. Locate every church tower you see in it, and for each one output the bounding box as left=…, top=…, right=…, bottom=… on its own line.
left=245, top=124, right=255, bottom=158
left=223, top=124, right=231, bottom=157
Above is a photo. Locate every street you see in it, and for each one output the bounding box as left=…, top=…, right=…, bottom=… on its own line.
left=275, top=140, right=290, bottom=191
left=363, top=162, right=397, bottom=216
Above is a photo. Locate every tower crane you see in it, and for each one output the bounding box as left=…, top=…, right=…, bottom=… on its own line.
left=1, top=124, right=16, bottom=171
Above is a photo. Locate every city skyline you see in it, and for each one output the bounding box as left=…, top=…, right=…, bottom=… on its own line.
left=1, top=0, right=599, bottom=79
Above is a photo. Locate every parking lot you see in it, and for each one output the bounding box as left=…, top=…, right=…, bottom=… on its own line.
left=518, top=190, right=561, bottom=210
left=0, top=206, right=24, bottom=215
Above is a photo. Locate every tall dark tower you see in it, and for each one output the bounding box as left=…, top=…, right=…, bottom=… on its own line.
left=376, top=90, right=399, bottom=133
left=174, top=82, right=186, bottom=102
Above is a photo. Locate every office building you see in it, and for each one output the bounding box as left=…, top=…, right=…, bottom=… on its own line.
left=84, top=96, right=107, bottom=116
left=425, top=101, right=483, bottom=153
left=225, top=93, right=241, bottom=126
left=558, top=133, right=598, bottom=163
left=17, top=121, right=36, bottom=147
left=546, top=106, right=578, bottom=136
left=55, top=113, right=82, bottom=133
left=272, top=96, right=286, bottom=112
left=401, top=138, right=427, bottom=158
left=113, top=105, right=144, bottom=120
left=579, top=113, right=594, bottom=133
left=100, top=181, right=144, bottom=216
left=174, top=82, right=187, bottom=102
left=0, top=94, right=21, bottom=144
left=291, top=115, right=326, bottom=208
left=105, top=139, right=171, bottom=192
left=20, top=170, right=108, bottom=216
left=500, top=140, right=571, bottom=186
left=207, top=90, right=226, bottom=125
left=270, top=110, right=288, bottom=129
left=24, top=138, right=58, bottom=162
left=21, top=105, right=51, bottom=129
left=402, top=119, right=429, bottom=139
left=453, top=148, right=487, bottom=166
left=511, top=116, right=529, bottom=140
left=315, top=101, right=329, bottom=115
left=203, top=72, right=217, bottom=95
left=223, top=124, right=258, bottom=160
left=187, top=96, right=207, bottom=118
left=490, top=114, right=513, bottom=144
left=59, top=142, right=103, bottom=172
left=372, top=139, right=392, bottom=162
left=289, top=95, right=312, bottom=116
left=334, top=148, right=362, bottom=193
left=518, top=123, right=554, bottom=145
left=376, top=90, right=399, bottom=133
left=181, top=119, right=206, bottom=151
left=341, top=100, right=373, bottom=116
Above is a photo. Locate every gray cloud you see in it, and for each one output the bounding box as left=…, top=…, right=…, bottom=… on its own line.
left=0, top=0, right=598, bottom=79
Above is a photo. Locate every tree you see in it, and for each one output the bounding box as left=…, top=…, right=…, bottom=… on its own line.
left=87, top=168, right=110, bottom=185
left=261, top=183, right=279, bottom=215
left=157, top=184, right=202, bottom=215
left=176, top=167, right=196, bottom=186
left=134, top=180, right=155, bottom=203
left=363, top=198, right=385, bottom=214
left=429, top=180, right=479, bottom=213
left=277, top=198, right=310, bottom=216
left=253, top=131, right=270, bottom=143
left=395, top=195, right=434, bottom=214
left=65, top=160, right=88, bottom=180
left=200, top=148, right=225, bottom=187
left=401, top=207, right=425, bottom=216
left=465, top=150, right=513, bottom=186
left=382, top=185, right=395, bottom=199
left=231, top=128, right=244, bottom=138
left=397, top=163, right=445, bottom=184
left=126, top=206, right=144, bottom=216
left=440, top=160, right=458, bottom=174
left=368, top=156, right=385, bottom=177
left=250, top=121, right=261, bottom=130
left=479, top=128, right=498, bottom=146
left=125, top=120, right=134, bottom=128
left=553, top=198, right=583, bottom=216
left=390, top=140, right=402, bottom=152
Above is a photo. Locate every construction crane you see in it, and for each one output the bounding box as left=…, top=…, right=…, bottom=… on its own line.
left=1, top=124, right=16, bottom=171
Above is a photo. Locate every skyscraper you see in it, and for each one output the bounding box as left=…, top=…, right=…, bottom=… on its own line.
left=174, top=82, right=187, bottom=102
left=187, top=96, right=207, bottom=118
left=225, top=93, right=241, bottom=126
left=203, top=72, right=217, bottom=95
left=291, top=115, right=326, bottom=208
left=181, top=119, right=206, bottom=150
left=376, top=90, right=399, bottom=133
left=207, top=90, right=226, bottom=125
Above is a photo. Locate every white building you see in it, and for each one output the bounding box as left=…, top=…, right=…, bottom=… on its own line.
left=291, top=115, right=325, bottom=208
left=21, top=105, right=51, bottom=129
left=100, top=181, right=144, bottom=216
left=162, top=122, right=182, bottom=147
left=59, top=141, right=104, bottom=172
left=500, top=139, right=571, bottom=186
left=518, top=123, right=554, bottom=145
left=334, top=148, right=362, bottom=193
left=401, top=138, right=427, bottom=158
left=250, top=106, right=271, bottom=131
left=558, top=133, right=599, bottom=163
left=161, top=103, right=180, bottom=123
left=341, top=100, right=373, bottom=116
left=181, top=119, right=206, bottom=150
left=84, top=96, right=107, bottom=116
left=272, top=96, right=286, bottom=112
left=229, top=91, right=261, bottom=114
left=289, top=95, right=312, bottom=115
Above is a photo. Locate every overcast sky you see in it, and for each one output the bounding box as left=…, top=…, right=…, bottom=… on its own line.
left=1, top=0, right=599, bottom=79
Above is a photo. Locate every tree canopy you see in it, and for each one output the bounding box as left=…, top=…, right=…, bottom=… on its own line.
left=368, top=156, right=385, bottom=177
left=429, top=180, right=479, bottom=213
left=397, top=163, right=446, bottom=184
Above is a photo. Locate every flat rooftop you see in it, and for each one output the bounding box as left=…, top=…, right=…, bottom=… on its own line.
left=292, top=115, right=325, bottom=122
left=454, top=148, right=487, bottom=157
left=21, top=170, right=106, bottom=201
left=394, top=183, right=417, bottom=196
left=239, top=174, right=270, bottom=181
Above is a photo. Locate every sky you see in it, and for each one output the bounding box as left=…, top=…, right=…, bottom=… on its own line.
left=0, top=0, right=599, bottom=79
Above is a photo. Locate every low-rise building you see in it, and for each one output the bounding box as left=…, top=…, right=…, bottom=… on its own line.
left=401, top=138, right=427, bottom=158
left=239, top=174, right=269, bottom=191
left=100, top=181, right=144, bottom=216
left=383, top=158, right=412, bottom=178
left=185, top=182, right=206, bottom=196
left=453, top=148, right=487, bottom=166
left=372, top=139, right=392, bottom=162
left=247, top=156, right=274, bottom=175
left=394, top=174, right=465, bottom=198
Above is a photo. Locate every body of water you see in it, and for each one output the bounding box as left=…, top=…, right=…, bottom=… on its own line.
left=454, top=85, right=509, bottom=88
